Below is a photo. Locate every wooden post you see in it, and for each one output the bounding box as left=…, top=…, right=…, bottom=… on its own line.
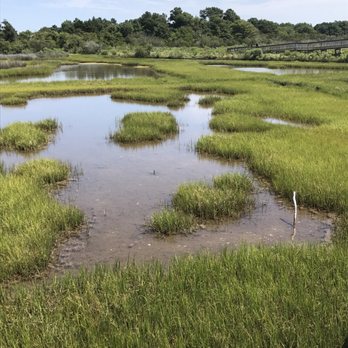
left=291, top=191, right=297, bottom=241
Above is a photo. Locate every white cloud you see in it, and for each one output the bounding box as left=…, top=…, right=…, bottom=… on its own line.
left=231, top=0, right=348, bottom=24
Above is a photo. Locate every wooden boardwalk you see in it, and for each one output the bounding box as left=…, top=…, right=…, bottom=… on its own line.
left=228, top=39, right=348, bottom=54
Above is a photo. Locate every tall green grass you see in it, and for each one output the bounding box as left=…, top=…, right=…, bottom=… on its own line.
left=12, top=158, right=70, bottom=187
left=173, top=173, right=253, bottom=220
left=149, top=209, right=195, bottom=235
left=0, top=159, right=83, bottom=282
left=149, top=174, right=253, bottom=235
left=196, top=129, right=348, bottom=213
left=0, top=245, right=347, bottom=347
left=210, top=113, right=273, bottom=132
left=0, top=118, right=58, bottom=151
left=198, top=95, right=222, bottom=107
left=111, top=111, right=178, bottom=144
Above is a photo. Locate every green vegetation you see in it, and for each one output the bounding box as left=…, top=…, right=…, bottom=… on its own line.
left=0, top=159, right=83, bottom=282
left=210, top=113, right=273, bottom=132
left=333, top=214, right=348, bottom=245
left=12, top=158, right=69, bottom=187
left=149, top=209, right=195, bottom=235
left=0, top=56, right=348, bottom=345
left=111, top=111, right=178, bottom=143
left=173, top=173, right=253, bottom=220
left=198, top=95, right=222, bottom=107
left=0, top=60, right=60, bottom=79
left=0, top=60, right=26, bottom=69
left=0, top=95, right=27, bottom=106
left=1, top=9, right=347, bottom=58
left=0, top=118, right=58, bottom=152
left=149, top=173, right=253, bottom=235
left=1, top=245, right=348, bottom=346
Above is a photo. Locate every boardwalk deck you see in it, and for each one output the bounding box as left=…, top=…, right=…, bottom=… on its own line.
left=228, top=39, right=348, bottom=53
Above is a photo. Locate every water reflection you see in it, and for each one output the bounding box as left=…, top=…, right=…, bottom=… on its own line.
left=4, top=63, right=157, bottom=83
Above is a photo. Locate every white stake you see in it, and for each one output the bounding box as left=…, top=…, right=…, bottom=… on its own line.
left=292, top=191, right=297, bottom=241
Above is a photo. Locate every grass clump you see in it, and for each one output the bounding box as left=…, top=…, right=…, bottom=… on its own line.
left=210, top=113, right=272, bottom=133
left=149, top=173, right=253, bottom=235
left=12, top=158, right=69, bottom=187
left=173, top=173, right=253, bottom=220
left=0, top=95, right=28, bottom=106
left=149, top=209, right=195, bottom=235
left=0, top=118, right=58, bottom=152
left=333, top=213, right=348, bottom=245
left=0, top=159, right=83, bottom=282
left=111, top=111, right=178, bottom=144
left=198, top=95, right=222, bottom=107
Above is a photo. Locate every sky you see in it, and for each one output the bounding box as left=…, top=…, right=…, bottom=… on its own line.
left=1, top=0, right=347, bottom=32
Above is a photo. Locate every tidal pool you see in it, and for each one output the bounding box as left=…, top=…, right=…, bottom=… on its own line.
left=212, top=65, right=334, bottom=75
left=0, top=95, right=331, bottom=272
left=3, top=63, right=157, bottom=83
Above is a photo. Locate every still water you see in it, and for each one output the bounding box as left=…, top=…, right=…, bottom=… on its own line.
left=4, top=63, right=157, bottom=83
left=213, top=65, right=333, bottom=75
left=0, top=95, right=331, bottom=271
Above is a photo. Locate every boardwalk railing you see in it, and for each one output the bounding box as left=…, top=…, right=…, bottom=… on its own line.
left=228, top=39, right=348, bottom=53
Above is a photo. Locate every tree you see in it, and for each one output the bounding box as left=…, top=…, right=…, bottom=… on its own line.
left=231, top=20, right=258, bottom=44
left=1, top=20, right=17, bottom=42
left=169, top=7, right=193, bottom=29
left=200, top=7, right=224, bottom=21
left=223, top=9, right=240, bottom=22
left=138, top=12, right=169, bottom=39
left=248, top=18, right=279, bottom=36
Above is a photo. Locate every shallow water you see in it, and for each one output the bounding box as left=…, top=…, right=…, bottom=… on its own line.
left=264, top=118, right=302, bottom=127
left=0, top=95, right=332, bottom=271
left=4, top=63, right=157, bottom=83
left=214, top=65, right=333, bottom=75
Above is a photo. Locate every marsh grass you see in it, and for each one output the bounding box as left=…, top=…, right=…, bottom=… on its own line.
left=149, top=209, right=196, bottom=235
left=0, top=61, right=59, bottom=79
left=210, top=113, right=273, bottom=132
left=332, top=214, right=348, bottom=245
left=0, top=245, right=347, bottom=347
left=0, top=118, right=58, bottom=151
left=0, top=95, right=28, bottom=106
left=12, top=158, right=70, bottom=187
left=111, top=111, right=178, bottom=144
left=173, top=173, right=253, bottom=220
left=0, top=61, right=26, bottom=69
left=196, top=130, right=348, bottom=213
left=198, top=95, right=222, bottom=107
left=0, top=159, right=83, bottom=282
left=149, top=173, right=253, bottom=235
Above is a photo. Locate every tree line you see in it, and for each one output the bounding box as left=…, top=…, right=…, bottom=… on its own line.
left=0, top=7, right=347, bottom=54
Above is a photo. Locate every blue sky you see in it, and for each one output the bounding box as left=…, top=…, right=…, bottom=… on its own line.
left=1, top=0, right=347, bottom=32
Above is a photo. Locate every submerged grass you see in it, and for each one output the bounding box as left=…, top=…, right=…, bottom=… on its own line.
left=1, top=245, right=347, bottom=347
left=0, top=159, right=83, bottom=282
left=0, top=118, right=58, bottom=152
left=111, top=111, right=178, bottom=144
